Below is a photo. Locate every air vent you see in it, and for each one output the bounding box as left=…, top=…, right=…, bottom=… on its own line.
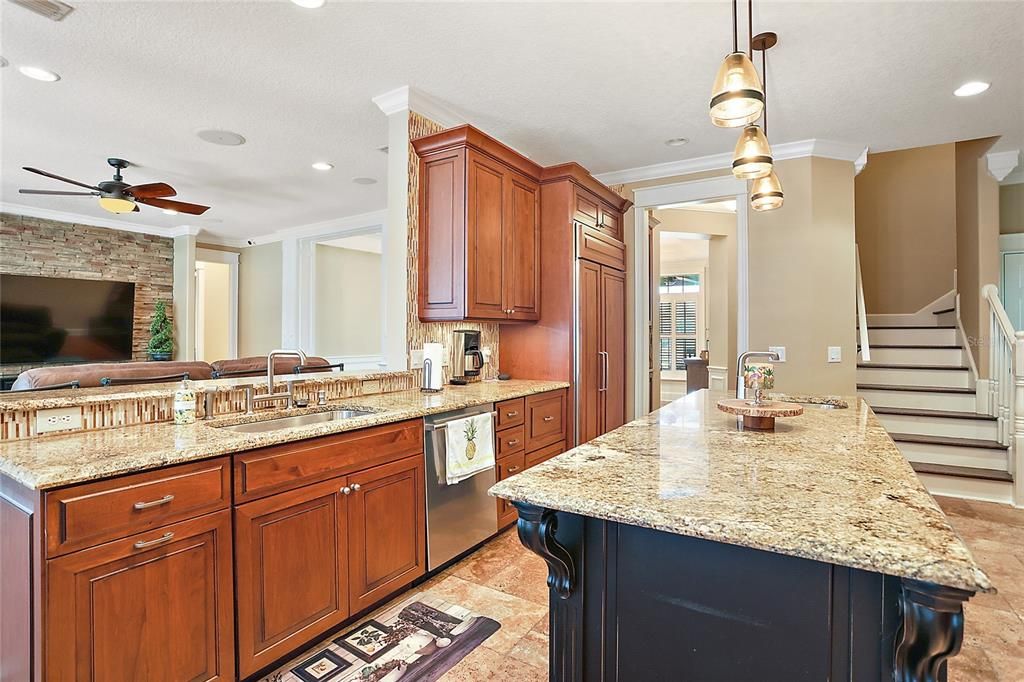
left=9, top=0, right=75, bottom=21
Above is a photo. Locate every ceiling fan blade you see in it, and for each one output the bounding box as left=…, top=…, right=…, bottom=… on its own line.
left=19, top=189, right=99, bottom=196
left=22, top=167, right=102, bottom=191
left=126, top=182, right=176, bottom=199
left=137, top=197, right=210, bottom=215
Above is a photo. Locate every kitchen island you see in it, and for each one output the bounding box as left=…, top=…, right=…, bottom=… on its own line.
left=489, top=390, right=992, bottom=682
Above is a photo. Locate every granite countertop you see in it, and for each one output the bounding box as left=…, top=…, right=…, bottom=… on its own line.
left=490, top=389, right=992, bottom=593
left=0, top=379, right=569, bottom=490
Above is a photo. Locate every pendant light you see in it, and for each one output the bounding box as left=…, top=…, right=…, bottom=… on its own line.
left=749, top=31, right=784, bottom=211
left=709, top=0, right=764, bottom=128
left=732, top=124, right=772, bottom=179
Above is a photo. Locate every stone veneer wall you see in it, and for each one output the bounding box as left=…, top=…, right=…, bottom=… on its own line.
left=407, top=112, right=500, bottom=380
left=0, top=213, right=174, bottom=373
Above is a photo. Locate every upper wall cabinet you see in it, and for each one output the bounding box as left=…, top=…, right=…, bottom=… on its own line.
left=414, top=125, right=541, bottom=323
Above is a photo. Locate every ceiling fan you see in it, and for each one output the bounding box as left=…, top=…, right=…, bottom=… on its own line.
left=19, top=158, right=211, bottom=215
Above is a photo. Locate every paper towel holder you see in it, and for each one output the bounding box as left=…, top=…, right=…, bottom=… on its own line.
left=421, top=358, right=442, bottom=393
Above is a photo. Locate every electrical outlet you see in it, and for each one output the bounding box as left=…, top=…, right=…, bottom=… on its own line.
left=828, top=346, right=842, bottom=363
left=361, top=380, right=381, bottom=394
left=768, top=346, right=786, bottom=362
left=481, top=347, right=493, bottom=363
left=36, top=407, right=83, bottom=434
left=410, top=349, right=424, bottom=369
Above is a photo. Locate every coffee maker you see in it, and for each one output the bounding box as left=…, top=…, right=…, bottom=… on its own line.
left=451, top=330, right=485, bottom=384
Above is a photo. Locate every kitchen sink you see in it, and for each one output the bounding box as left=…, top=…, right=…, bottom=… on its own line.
left=217, top=408, right=377, bottom=434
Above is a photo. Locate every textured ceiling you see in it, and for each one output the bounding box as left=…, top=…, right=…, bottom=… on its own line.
left=2, top=1, right=1021, bottom=240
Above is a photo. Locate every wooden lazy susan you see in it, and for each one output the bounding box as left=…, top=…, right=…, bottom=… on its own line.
left=716, top=399, right=803, bottom=430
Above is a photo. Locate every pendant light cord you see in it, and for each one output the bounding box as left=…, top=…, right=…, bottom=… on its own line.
left=761, top=47, right=768, bottom=133
left=748, top=0, right=753, bottom=57
left=732, top=0, right=738, bottom=53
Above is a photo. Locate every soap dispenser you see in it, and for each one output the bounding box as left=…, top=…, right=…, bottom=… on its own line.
left=174, top=379, right=197, bottom=425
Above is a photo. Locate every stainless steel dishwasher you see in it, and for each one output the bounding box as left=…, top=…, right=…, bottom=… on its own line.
left=423, top=403, right=499, bottom=570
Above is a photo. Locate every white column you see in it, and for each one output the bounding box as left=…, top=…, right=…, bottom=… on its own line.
left=171, top=231, right=197, bottom=361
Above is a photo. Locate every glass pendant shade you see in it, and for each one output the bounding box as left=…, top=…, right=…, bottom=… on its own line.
left=732, top=125, right=773, bottom=179
left=709, top=52, right=765, bottom=128
left=98, top=196, right=137, bottom=214
left=750, top=171, right=784, bottom=212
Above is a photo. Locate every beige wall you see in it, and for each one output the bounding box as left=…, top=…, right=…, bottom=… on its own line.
left=1001, top=184, right=1024, bottom=234
left=854, top=144, right=957, bottom=314
left=314, top=244, right=382, bottom=356
left=238, top=241, right=282, bottom=357
left=956, top=138, right=1001, bottom=375
left=196, top=261, right=231, bottom=362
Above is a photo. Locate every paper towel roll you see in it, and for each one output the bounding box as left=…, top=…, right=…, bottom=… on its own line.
left=423, top=343, right=445, bottom=391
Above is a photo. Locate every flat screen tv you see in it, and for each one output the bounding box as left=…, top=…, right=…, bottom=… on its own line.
left=1, top=275, right=136, bottom=364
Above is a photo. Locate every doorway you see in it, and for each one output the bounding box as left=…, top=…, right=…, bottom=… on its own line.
left=194, top=248, right=238, bottom=362
left=1000, top=234, right=1024, bottom=330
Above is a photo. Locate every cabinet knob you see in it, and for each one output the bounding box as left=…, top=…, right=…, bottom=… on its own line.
left=507, top=466, right=521, bottom=474
left=341, top=486, right=352, bottom=495
left=507, top=439, right=520, bottom=446
left=506, top=410, right=519, bottom=417
left=543, top=415, right=554, bottom=422
left=351, top=483, right=361, bottom=492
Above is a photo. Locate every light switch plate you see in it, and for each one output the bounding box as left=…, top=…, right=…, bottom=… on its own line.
left=768, top=346, right=786, bottom=362
left=36, top=407, right=83, bottom=434
left=410, top=349, right=424, bottom=369
left=828, top=346, right=842, bottom=363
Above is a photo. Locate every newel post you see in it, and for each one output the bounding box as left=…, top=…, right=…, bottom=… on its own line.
left=1013, top=331, right=1024, bottom=507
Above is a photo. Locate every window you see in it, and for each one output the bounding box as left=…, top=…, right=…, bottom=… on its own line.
left=658, top=273, right=701, bottom=375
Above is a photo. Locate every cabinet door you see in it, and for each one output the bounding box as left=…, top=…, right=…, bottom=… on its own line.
left=235, top=478, right=349, bottom=678
left=578, top=259, right=604, bottom=444
left=601, top=266, right=627, bottom=433
left=466, top=150, right=509, bottom=319
left=504, top=171, right=541, bottom=320
left=348, top=455, right=426, bottom=613
left=46, top=510, right=234, bottom=682
left=419, top=149, right=467, bottom=321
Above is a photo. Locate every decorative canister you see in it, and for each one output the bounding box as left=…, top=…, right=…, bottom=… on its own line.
left=743, top=362, right=775, bottom=405
left=174, top=379, right=197, bottom=425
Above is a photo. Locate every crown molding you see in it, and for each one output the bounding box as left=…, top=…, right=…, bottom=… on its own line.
left=987, top=149, right=1021, bottom=183
left=247, top=208, right=389, bottom=246
left=594, top=138, right=870, bottom=186
left=372, top=85, right=465, bottom=128
left=0, top=202, right=197, bottom=239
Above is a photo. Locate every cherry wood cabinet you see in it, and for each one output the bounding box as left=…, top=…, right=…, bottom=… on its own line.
left=234, top=477, right=350, bottom=678
left=414, top=125, right=541, bottom=322
left=347, top=455, right=426, bottom=613
left=46, top=510, right=235, bottom=682
left=578, top=261, right=627, bottom=443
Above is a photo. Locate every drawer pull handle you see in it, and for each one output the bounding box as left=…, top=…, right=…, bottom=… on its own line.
left=543, top=416, right=554, bottom=422
left=133, top=532, right=174, bottom=550
left=133, top=494, right=175, bottom=510
left=507, top=466, right=521, bottom=474
left=507, top=439, right=520, bottom=446
left=506, top=411, right=519, bottom=417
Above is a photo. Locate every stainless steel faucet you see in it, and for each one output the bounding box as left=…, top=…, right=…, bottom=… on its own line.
left=736, top=350, right=780, bottom=400
left=249, top=349, right=308, bottom=410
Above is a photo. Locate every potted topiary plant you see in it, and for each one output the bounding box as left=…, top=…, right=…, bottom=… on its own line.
left=147, top=300, right=173, bottom=361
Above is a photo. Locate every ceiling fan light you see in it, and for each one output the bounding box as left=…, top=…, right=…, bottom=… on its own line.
left=750, top=171, right=784, bottom=212
left=732, top=124, right=774, bottom=179
left=98, top=196, right=137, bottom=214
left=709, top=52, right=764, bottom=128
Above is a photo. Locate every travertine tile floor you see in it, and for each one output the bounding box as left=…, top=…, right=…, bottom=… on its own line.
left=937, top=496, right=1024, bottom=682
left=375, top=496, right=1022, bottom=681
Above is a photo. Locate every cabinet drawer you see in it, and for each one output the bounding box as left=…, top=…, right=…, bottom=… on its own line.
left=45, top=457, right=230, bottom=557
left=496, top=451, right=526, bottom=528
left=497, top=424, right=526, bottom=457
left=578, top=223, right=626, bottom=270
left=234, top=420, right=423, bottom=502
left=574, top=189, right=600, bottom=227
left=496, top=397, right=526, bottom=429
left=526, top=390, right=567, bottom=451
left=526, top=440, right=565, bottom=470
left=598, top=206, right=622, bottom=240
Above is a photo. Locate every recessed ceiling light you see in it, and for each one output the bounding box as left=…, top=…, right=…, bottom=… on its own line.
left=291, top=0, right=325, bottom=7
left=18, top=65, right=60, bottom=82
left=162, top=209, right=179, bottom=215
left=665, top=137, right=689, bottom=147
left=0, top=57, right=9, bottom=68
left=352, top=177, right=377, bottom=185
left=954, top=81, right=990, bottom=97
left=312, top=162, right=334, bottom=171
left=197, top=129, right=246, bottom=146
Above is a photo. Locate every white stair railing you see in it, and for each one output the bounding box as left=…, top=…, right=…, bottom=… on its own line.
left=856, top=245, right=870, bottom=362
left=981, top=284, right=1023, bottom=506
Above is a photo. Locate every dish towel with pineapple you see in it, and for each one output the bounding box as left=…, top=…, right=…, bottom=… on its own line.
left=444, top=412, right=495, bottom=485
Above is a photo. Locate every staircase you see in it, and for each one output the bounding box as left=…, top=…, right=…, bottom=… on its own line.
left=857, top=315, right=1016, bottom=505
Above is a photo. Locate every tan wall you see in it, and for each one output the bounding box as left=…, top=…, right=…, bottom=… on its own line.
left=956, top=138, right=1000, bottom=376
left=854, top=144, right=957, bottom=313
left=314, top=244, right=382, bottom=356
left=1001, top=184, right=1024, bottom=234
left=238, top=241, right=282, bottom=357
